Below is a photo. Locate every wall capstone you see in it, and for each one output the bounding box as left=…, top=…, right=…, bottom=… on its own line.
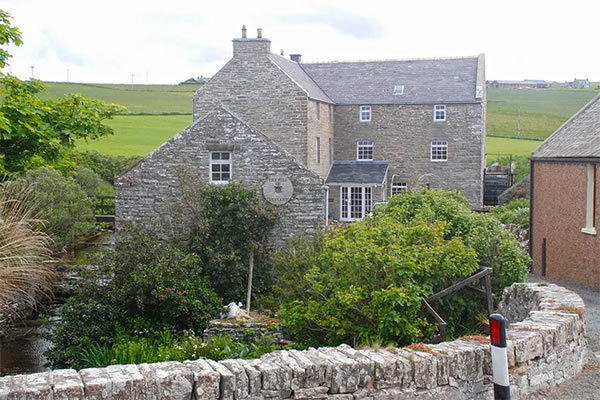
left=0, top=283, right=586, bottom=399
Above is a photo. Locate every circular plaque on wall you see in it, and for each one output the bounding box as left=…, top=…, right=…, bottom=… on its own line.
left=262, top=174, right=293, bottom=205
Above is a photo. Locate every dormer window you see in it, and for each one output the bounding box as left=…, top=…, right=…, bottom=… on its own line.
left=434, top=105, right=446, bottom=121
left=360, top=106, right=371, bottom=122
left=357, top=141, right=373, bottom=161
left=393, top=85, right=404, bottom=95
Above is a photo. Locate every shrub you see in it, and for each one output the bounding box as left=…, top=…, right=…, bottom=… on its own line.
left=0, top=180, right=55, bottom=334
left=275, top=189, right=530, bottom=347
left=71, top=166, right=115, bottom=198
left=188, top=182, right=278, bottom=303
left=69, top=151, right=141, bottom=184
left=491, top=198, right=529, bottom=228
left=278, top=218, right=479, bottom=347
left=46, top=223, right=223, bottom=368
left=13, top=167, right=95, bottom=251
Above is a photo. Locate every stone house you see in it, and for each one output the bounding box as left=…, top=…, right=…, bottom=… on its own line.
left=530, top=94, right=599, bottom=287
left=117, top=27, right=486, bottom=240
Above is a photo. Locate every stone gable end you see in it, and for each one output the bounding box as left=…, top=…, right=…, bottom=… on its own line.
left=193, top=55, right=310, bottom=167
left=116, top=106, right=325, bottom=246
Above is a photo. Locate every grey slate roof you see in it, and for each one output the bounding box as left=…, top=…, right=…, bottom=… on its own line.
left=532, top=95, right=600, bottom=159
left=268, top=54, right=332, bottom=103
left=326, top=161, right=389, bottom=185
left=301, top=57, right=479, bottom=105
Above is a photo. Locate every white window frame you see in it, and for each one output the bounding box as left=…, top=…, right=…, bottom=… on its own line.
left=391, top=182, right=407, bottom=196
left=356, top=141, right=374, bottom=161
left=360, top=105, right=371, bottom=122
left=209, top=151, right=232, bottom=184
left=431, top=140, right=448, bottom=162
left=316, top=101, right=321, bottom=120
left=393, top=85, right=404, bottom=95
left=582, top=163, right=597, bottom=235
left=434, top=104, right=446, bottom=121
left=340, top=186, right=372, bottom=221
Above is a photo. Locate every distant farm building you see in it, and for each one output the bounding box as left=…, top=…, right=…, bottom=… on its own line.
left=569, top=78, right=590, bottom=89
left=487, top=80, right=548, bottom=89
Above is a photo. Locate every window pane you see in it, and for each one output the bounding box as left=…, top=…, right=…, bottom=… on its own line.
left=211, top=152, right=220, bottom=160
left=221, top=164, right=230, bottom=172
left=221, top=152, right=230, bottom=160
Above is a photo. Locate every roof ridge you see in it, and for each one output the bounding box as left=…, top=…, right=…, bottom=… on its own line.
left=302, top=55, right=479, bottom=65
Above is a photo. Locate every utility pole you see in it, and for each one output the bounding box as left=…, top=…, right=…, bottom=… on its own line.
left=130, top=74, right=134, bottom=89
left=517, top=108, right=521, bottom=137
left=30, top=65, right=34, bottom=79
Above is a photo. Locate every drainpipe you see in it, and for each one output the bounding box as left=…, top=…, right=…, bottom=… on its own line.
left=323, top=185, right=329, bottom=226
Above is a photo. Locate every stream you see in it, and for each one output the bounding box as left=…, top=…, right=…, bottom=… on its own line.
left=0, top=230, right=115, bottom=376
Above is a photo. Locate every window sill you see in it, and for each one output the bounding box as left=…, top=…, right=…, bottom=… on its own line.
left=209, top=181, right=230, bottom=185
left=581, top=227, right=597, bottom=236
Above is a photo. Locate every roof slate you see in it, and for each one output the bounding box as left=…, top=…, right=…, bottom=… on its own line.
left=326, top=161, right=389, bottom=185
left=532, top=95, right=600, bottom=159
left=301, top=57, right=480, bottom=105
left=268, top=54, right=332, bottom=103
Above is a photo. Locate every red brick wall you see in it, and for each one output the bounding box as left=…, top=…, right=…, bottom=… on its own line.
left=531, top=161, right=599, bottom=287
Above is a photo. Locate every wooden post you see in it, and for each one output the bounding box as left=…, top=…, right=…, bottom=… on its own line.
left=246, top=250, right=254, bottom=313
left=484, top=268, right=494, bottom=315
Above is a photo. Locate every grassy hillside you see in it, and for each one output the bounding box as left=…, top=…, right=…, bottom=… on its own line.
left=487, top=87, right=598, bottom=139
left=37, top=82, right=599, bottom=157
left=40, top=82, right=201, bottom=114
left=76, top=115, right=192, bottom=156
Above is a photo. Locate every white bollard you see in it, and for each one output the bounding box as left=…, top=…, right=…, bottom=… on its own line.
left=490, top=313, right=510, bottom=399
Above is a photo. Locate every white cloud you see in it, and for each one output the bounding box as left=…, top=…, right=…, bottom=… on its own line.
left=0, top=0, right=597, bottom=83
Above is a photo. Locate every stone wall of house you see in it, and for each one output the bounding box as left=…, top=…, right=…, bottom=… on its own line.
left=333, top=103, right=485, bottom=208
left=115, top=107, right=325, bottom=247
left=192, top=38, right=310, bottom=169
left=306, top=100, right=334, bottom=178
left=0, top=283, right=586, bottom=399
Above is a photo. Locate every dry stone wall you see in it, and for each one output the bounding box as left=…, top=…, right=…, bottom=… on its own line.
left=0, top=283, right=586, bottom=399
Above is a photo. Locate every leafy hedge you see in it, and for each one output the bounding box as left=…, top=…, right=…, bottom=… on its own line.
left=275, top=189, right=530, bottom=347
left=491, top=198, right=529, bottom=228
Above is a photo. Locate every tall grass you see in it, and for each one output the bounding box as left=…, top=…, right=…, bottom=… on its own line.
left=0, top=180, right=56, bottom=335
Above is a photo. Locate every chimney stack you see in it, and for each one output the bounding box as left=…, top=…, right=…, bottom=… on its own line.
left=241, top=25, right=247, bottom=39
left=257, top=28, right=262, bottom=38
left=290, top=54, right=302, bottom=63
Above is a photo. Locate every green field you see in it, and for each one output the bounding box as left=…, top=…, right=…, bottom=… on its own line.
left=487, top=87, right=598, bottom=139
left=38, top=82, right=599, bottom=157
left=76, top=115, right=193, bottom=156
left=40, top=82, right=201, bottom=114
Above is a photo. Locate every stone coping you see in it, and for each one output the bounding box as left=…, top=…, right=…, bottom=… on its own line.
left=0, top=283, right=586, bottom=399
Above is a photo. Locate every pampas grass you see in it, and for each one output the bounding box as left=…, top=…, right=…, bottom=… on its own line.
left=0, top=180, right=56, bottom=335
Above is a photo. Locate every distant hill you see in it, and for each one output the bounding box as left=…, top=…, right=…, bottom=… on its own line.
left=40, top=82, right=203, bottom=115
left=487, top=86, right=599, bottom=140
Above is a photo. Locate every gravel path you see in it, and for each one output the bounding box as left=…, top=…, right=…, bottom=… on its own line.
left=525, top=273, right=600, bottom=399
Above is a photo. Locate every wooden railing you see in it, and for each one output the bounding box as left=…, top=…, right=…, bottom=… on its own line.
left=423, top=267, right=493, bottom=343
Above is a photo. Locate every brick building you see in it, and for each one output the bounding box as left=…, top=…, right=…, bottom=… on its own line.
left=530, top=94, right=600, bottom=287
left=117, top=27, right=486, bottom=240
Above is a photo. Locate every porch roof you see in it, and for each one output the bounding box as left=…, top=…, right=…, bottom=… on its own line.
left=325, top=161, right=390, bottom=185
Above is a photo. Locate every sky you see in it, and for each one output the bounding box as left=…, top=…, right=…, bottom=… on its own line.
left=0, top=0, right=598, bottom=84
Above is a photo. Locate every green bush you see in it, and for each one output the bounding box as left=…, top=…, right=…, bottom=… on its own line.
left=14, top=167, right=95, bottom=250
left=71, top=166, right=115, bottom=198
left=69, top=151, right=141, bottom=184
left=275, top=189, right=530, bottom=347
left=46, top=223, right=223, bottom=369
left=491, top=198, right=529, bottom=228
left=188, top=182, right=278, bottom=303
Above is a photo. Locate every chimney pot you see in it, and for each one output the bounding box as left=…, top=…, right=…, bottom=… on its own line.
left=290, top=54, right=302, bottom=63
left=241, top=25, right=247, bottom=39
left=257, top=28, right=262, bottom=39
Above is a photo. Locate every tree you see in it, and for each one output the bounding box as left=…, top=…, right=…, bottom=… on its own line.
left=0, top=10, right=125, bottom=174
